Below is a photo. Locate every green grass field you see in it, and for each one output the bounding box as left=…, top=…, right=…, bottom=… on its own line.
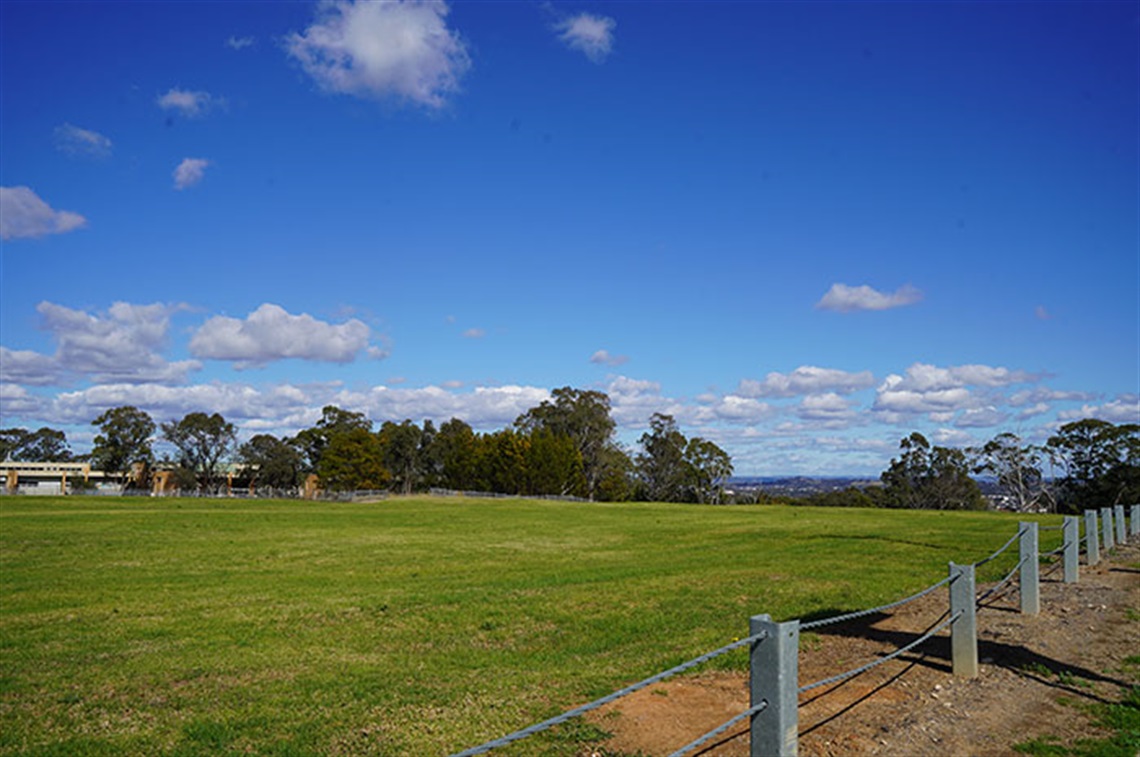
left=0, top=495, right=1064, bottom=756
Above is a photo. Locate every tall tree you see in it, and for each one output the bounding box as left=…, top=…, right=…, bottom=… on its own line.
left=1046, top=419, right=1140, bottom=512
left=971, top=432, right=1050, bottom=512
left=379, top=420, right=424, bottom=495
left=880, top=432, right=985, bottom=510
left=91, top=406, right=155, bottom=488
left=316, top=427, right=389, bottom=491
left=293, top=405, right=372, bottom=474
left=683, top=437, right=734, bottom=504
left=524, top=429, right=586, bottom=497
left=237, top=434, right=302, bottom=492
left=160, top=412, right=237, bottom=493
left=0, top=427, right=71, bottom=462
left=432, top=418, right=479, bottom=491
left=516, top=387, right=618, bottom=500
left=636, top=413, right=691, bottom=502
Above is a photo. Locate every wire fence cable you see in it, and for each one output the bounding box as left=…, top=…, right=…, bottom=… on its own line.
left=450, top=631, right=768, bottom=756
left=800, top=576, right=952, bottom=631
left=667, top=700, right=770, bottom=757
left=798, top=611, right=961, bottom=694
left=973, top=528, right=1026, bottom=568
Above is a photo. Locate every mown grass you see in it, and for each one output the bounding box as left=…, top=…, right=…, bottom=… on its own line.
left=0, top=496, right=1062, bottom=756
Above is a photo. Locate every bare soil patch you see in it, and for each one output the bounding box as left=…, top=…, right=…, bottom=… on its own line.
left=588, top=541, right=1140, bottom=756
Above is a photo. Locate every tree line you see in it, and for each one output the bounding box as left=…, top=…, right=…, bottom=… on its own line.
left=784, top=419, right=1140, bottom=514
left=3, top=394, right=1136, bottom=511
left=1, top=387, right=733, bottom=503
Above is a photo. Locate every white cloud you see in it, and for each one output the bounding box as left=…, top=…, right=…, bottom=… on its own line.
left=737, top=366, right=875, bottom=398
left=797, top=393, right=856, bottom=423
left=0, top=186, right=87, bottom=240
left=3, top=301, right=199, bottom=386
left=189, top=303, right=375, bottom=367
left=590, top=349, right=629, bottom=367
left=1035, top=305, right=1051, bottom=320
left=695, top=395, right=773, bottom=424
left=1008, top=387, right=1095, bottom=406
left=930, top=428, right=974, bottom=447
left=816, top=283, right=922, bottom=313
left=554, top=13, right=616, bottom=63
left=156, top=88, right=221, bottom=117
left=226, top=36, right=255, bottom=50
left=1058, top=395, right=1140, bottom=425
left=883, top=363, right=1038, bottom=393
left=0, top=383, right=45, bottom=419
left=173, top=158, right=210, bottom=190
left=53, top=123, right=112, bottom=158
left=604, top=375, right=684, bottom=426
left=285, top=0, right=470, bottom=109
left=462, top=328, right=486, bottom=339
left=0, top=347, right=64, bottom=386
left=954, top=407, right=1008, bottom=428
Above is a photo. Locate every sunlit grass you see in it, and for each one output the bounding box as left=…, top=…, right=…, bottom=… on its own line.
left=0, top=496, right=1062, bottom=755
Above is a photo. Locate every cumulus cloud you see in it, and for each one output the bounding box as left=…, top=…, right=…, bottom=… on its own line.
left=156, top=88, right=221, bottom=117
left=797, top=393, right=856, bottom=423
left=462, top=328, right=486, bottom=339
left=816, top=283, right=923, bottom=313
left=2, top=301, right=199, bottom=386
left=873, top=362, right=1038, bottom=420
left=173, top=158, right=210, bottom=190
left=0, top=186, right=87, bottom=240
left=736, top=366, right=875, bottom=398
left=590, top=349, right=629, bottom=367
left=1058, top=395, right=1140, bottom=425
left=554, top=13, right=616, bottom=63
left=0, top=347, right=64, bottom=386
left=884, top=363, right=1038, bottom=393
left=1008, top=387, right=1094, bottom=406
left=53, top=124, right=112, bottom=158
left=226, top=35, right=255, bottom=50
left=0, top=382, right=44, bottom=419
left=954, top=406, right=1008, bottom=428
left=285, top=0, right=470, bottom=108
left=189, top=303, right=376, bottom=367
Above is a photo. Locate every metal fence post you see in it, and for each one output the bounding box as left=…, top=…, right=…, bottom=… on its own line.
left=1019, top=522, right=1039, bottom=615
left=750, top=614, right=798, bottom=757
left=1132, top=504, right=1139, bottom=538
left=1062, top=516, right=1079, bottom=584
left=949, top=562, right=977, bottom=678
left=1114, top=505, right=1126, bottom=545
left=1101, top=507, right=1114, bottom=551
left=1085, top=510, right=1100, bottom=565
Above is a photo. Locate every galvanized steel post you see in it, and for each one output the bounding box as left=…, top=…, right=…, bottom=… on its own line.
left=1085, top=510, right=1100, bottom=565
left=949, top=562, right=977, bottom=678
left=1062, top=516, right=1079, bottom=584
left=1019, top=522, right=1039, bottom=615
left=749, top=614, right=799, bottom=757
left=1101, top=507, right=1114, bottom=551
left=1114, top=505, right=1126, bottom=544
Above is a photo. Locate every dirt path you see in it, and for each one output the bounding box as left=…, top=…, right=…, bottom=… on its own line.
left=588, top=540, right=1139, bottom=756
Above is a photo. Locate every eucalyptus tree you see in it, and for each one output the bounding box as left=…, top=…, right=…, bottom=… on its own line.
left=91, top=406, right=155, bottom=488
left=237, top=434, right=303, bottom=492
left=515, top=387, right=619, bottom=500
left=1, top=427, right=71, bottom=462
left=880, top=432, right=985, bottom=510
left=160, top=412, right=237, bottom=493
left=1046, top=419, right=1140, bottom=512
left=971, top=432, right=1050, bottom=512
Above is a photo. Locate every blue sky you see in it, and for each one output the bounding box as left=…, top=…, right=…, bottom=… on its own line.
left=1, top=0, right=1137, bottom=475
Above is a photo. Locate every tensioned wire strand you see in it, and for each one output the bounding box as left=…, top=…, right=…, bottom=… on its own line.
left=450, top=630, right=768, bottom=756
